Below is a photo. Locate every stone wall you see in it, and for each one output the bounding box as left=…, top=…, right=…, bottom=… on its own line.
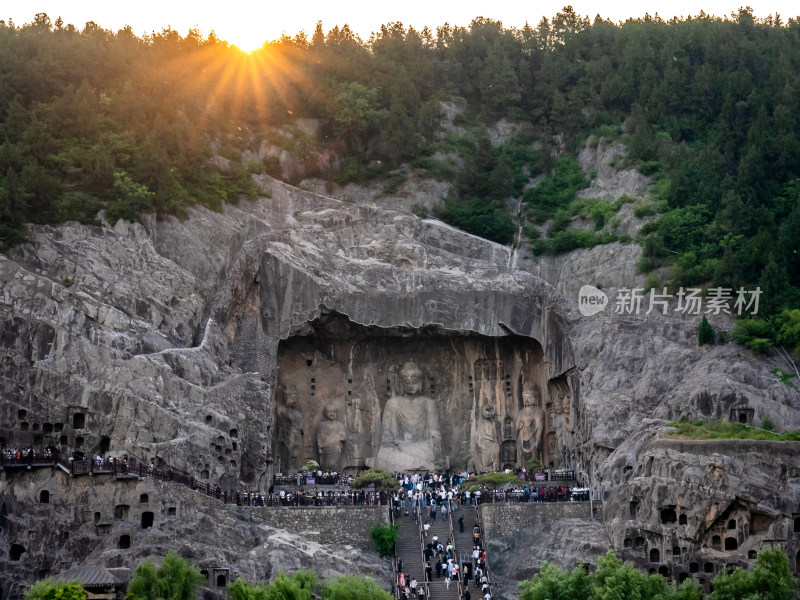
left=479, top=502, right=592, bottom=539
left=254, top=505, right=388, bottom=546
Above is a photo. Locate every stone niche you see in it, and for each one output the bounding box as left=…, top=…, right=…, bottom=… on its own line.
left=273, top=312, right=576, bottom=473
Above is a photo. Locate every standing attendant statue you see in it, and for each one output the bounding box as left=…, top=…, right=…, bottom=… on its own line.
left=516, top=384, right=544, bottom=465
left=276, top=383, right=304, bottom=472
left=472, top=404, right=500, bottom=473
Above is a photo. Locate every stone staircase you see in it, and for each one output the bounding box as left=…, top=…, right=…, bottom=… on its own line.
left=426, top=506, right=460, bottom=599
left=394, top=508, right=427, bottom=597
left=453, top=504, right=479, bottom=587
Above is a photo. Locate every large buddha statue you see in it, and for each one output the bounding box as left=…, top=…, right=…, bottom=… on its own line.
left=516, top=384, right=545, bottom=465
left=375, top=361, right=443, bottom=472
left=316, top=403, right=346, bottom=470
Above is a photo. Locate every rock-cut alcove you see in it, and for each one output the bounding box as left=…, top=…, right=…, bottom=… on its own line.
left=273, top=311, right=578, bottom=474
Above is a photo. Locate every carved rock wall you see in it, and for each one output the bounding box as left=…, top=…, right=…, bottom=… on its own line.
left=274, top=316, right=554, bottom=472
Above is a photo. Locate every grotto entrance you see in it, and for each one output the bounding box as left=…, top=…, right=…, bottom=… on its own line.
left=273, top=311, right=577, bottom=474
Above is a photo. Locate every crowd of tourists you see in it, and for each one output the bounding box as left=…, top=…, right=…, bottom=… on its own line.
left=392, top=471, right=495, bottom=600
left=1, top=447, right=54, bottom=462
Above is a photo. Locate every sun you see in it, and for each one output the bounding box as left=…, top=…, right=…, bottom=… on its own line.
left=233, top=32, right=268, bottom=54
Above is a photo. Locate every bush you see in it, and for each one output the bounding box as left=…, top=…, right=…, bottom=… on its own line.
left=637, top=160, right=662, bottom=176
left=524, top=157, right=589, bottom=223
left=25, top=579, right=86, bottom=600
left=410, top=202, right=429, bottom=218
left=321, top=574, right=393, bottom=600
left=698, top=315, right=715, bottom=345
left=731, top=319, right=774, bottom=353
left=643, top=273, right=660, bottom=293
left=637, top=256, right=655, bottom=273
left=435, top=196, right=516, bottom=245
left=228, top=571, right=317, bottom=600
left=370, top=523, right=400, bottom=558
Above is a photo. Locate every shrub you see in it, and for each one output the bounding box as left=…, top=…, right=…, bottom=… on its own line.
left=25, top=579, right=86, bottom=600
left=637, top=160, right=662, bottom=176
left=370, top=523, right=400, bottom=558
left=731, top=319, right=774, bottom=353
left=698, top=315, right=715, bottom=345
left=410, top=202, right=429, bottom=218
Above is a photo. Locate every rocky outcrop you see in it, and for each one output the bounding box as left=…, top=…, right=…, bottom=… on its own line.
left=2, top=172, right=800, bottom=599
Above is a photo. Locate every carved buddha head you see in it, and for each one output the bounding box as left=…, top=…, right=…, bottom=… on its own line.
left=324, top=404, right=338, bottom=420
left=399, top=361, right=423, bottom=396
left=522, top=384, right=540, bottom=407
left=283, top=383, right=298, bottom=407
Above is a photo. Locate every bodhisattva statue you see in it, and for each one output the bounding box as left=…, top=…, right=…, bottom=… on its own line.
left=276, top=383, right=304, bottom=472
left=516, top=384, right=545, bottom=465
left=316, top=403, right=346, bottom=471
left=472, top=404, right=500, bottom=473
left=375, top=361, right=443, bottom=472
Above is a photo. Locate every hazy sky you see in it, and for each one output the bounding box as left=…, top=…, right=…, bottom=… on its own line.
left=3, top=1, right=797, bottom=51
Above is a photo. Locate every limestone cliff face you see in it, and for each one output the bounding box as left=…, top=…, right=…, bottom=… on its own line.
left=2, top=175, right=799, bottom=597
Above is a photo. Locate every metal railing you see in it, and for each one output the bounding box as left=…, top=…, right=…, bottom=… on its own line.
left=476, top=488, right=591, bottom=504
left=447, top=498, right=463, bottom=598
left=473, top=504, right=492, bottom=599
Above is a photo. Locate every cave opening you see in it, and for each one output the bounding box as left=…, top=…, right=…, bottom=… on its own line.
left=141, top=512, right=154, bottom=529
left=274, top=311, right=571, bottom=474
left=9, top=544, right=24, bottom=561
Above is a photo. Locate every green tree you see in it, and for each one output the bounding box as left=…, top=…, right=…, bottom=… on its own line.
left=698, top=315, right=715, bottom=345
left=228, top=571, right=316, bottom=600
left=519, top=562, right=592, bottom=600
left=320, top=574, right=393, bottom=600
left=107, top=170, right=155, bottom=224
left=461, top=471, right=521, bottom=491
left=350, top=468, right=398, bottom=492
left=370, top=522, right=400, bottom=558
left=25, top=579, right=86, bottom=600
left=126, top=551, right=205, bottom=600
left=709, top=546, right=796, bottom=600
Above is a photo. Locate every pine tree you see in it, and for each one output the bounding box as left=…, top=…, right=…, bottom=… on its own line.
left=698, top=315, right=715, bottom=345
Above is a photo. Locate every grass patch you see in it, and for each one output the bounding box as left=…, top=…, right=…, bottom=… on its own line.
left=666, top=418, right=800, bottom=441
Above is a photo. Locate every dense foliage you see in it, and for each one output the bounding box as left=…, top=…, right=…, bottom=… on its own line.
left=229, top=571, right=391, bottom=600
left=461, top=471, right=523, bottom=491
left=228, top=571, right=317, bottom=600
left=370, top=522, right=400, bottom=557
left=125, top=550, right=205, bottom=600
left=350, top=467, right=398, bottom=492
left=24, top=579, right=86, bottom=600
left=3, top=10, right=800, bottom=317
left=520, top=547, right=795, bottom=600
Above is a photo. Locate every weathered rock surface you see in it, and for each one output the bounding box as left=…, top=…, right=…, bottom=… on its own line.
left=2, top=172, right=800, bottom=599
